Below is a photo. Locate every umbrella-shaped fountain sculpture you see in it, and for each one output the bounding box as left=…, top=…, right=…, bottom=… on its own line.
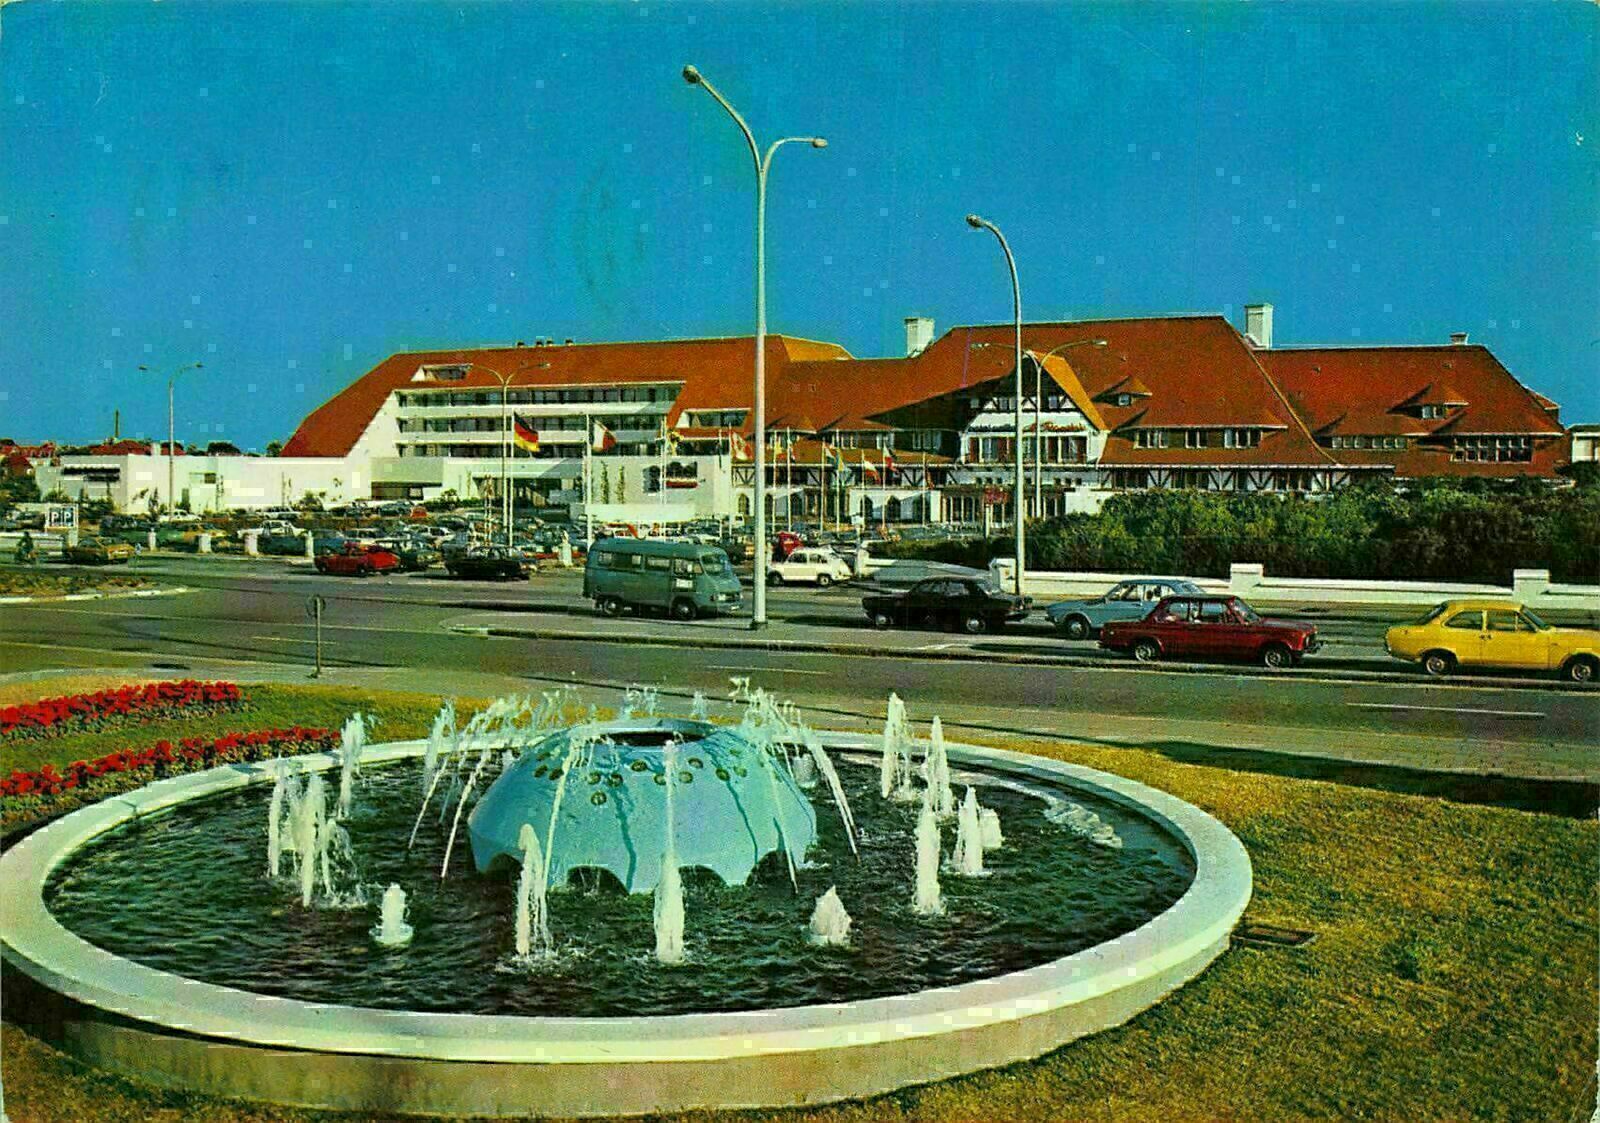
left=468, top=718, right=818, bottom=893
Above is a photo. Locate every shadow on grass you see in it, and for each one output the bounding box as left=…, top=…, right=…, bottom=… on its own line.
left=1117, top=739, right=1597, bottom=819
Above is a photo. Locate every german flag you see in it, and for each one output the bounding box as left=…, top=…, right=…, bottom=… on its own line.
left=512, top=416, right=540, bottom=453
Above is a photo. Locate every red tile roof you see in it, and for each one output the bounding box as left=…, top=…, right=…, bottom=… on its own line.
left=281, top=336, right=851, bottom=457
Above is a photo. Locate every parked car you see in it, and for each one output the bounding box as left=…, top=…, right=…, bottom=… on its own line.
left=374, top=537, right=441, bottom=572
left=63, top=535, right=136, bottom=565
left=257, top=532, right=308, bottom=556
left=1383, top=600, right=1600, bottom=683
left=1099, top=594, right=1321, bottom=669
left=314, top=542, right=401, bottom=577
left=862, top=576, right=1028, bottom=634
left=446, top=546, right=530, bottom=581
left=584, top=538, right=742, bottom=620
left=1046, top=578, right=1208, bottom=640
left=767, top=548, right=853, bottom=588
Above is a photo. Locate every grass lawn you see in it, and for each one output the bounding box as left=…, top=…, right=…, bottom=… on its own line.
left=0, top=568, right=151, bottom=599
left=2, top=683, right=1595, bottom=1123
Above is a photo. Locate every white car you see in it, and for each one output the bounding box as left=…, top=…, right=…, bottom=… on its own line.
left=767, top=548, right=853, bottom=588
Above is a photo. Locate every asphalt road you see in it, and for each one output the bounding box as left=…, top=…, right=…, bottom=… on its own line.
left=2, top=556, right=1596, bottom=789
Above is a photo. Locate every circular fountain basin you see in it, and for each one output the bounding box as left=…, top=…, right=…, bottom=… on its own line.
left=0, top=733, right=1252, bottom=1117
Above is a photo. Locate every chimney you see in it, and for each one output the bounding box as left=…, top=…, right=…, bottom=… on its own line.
left=113, top=409, right=120, bottom=441
left=564, top=338, right=574, bottom=346
left=1244, top=303, right=1274, bottom=349
left=1450, top=331, right=1469, bottom=345
left=904, top=316, right=935, bottom=357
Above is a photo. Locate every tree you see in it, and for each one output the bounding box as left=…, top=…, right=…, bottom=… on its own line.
left=265, top=440, right=283, bottom=457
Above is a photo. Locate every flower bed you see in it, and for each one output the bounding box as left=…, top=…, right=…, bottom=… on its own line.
left=0, top=681, right=241, bottom=740
left=2, top=726, right=333, bottom=829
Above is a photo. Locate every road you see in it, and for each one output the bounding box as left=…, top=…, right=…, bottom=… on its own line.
left=2, top=556, right=1596, bottom=790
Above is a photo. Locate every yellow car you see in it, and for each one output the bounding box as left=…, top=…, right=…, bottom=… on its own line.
left=63, top=536, right=136, bottom=565
left=1385, top=599, right=1599, bottom=683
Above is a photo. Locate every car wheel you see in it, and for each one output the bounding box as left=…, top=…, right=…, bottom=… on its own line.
left=600, top=597, right=623, bottom=618
left=671, top=599, right=696, bottom=622
left=1561, top=656, right=1597, bottom=684
left=962, top=614, right=988, bottom=635
left=1421, top=650, right=1455, bottom=678
left=1062, top=615, right=1092, bottom=641
left=872, top=612, right=893, bottom=630
left=816, top=573, right=833, bottom=588
left=1132, top=638, right=1161, bottom=664
left=1261, top=643, right=1292, bottom=670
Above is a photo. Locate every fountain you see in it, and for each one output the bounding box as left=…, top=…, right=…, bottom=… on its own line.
left=372, top=884, right=414, bottom=947
left=808, top=887, right=851, bottom=946
left=5, top=684, right=1252, bottom=1118
left=950, top=785, right=986, bottom=877
left=912, top=787, right=944, bottom=916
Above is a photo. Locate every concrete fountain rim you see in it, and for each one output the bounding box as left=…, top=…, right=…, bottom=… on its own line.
left=0, top=730, right=1252, bottom=1066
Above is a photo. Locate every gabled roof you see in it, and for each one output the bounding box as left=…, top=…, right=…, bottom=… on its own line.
left=282, top=335, right=851, bottom=458
left=1260, top=346, right=1565, bottom=441
left=1100, top=375, right=1153, bottom=399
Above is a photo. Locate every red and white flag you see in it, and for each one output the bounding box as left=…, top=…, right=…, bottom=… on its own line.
left=591, top=421, right=617, bottom=452
left=727, top=430, right=751, bottom=460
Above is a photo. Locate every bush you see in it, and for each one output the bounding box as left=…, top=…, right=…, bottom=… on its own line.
left=881, top=478, right=1599, bottom=584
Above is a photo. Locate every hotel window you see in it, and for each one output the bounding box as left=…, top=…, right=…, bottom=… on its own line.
left=416, top=364, right=468, bottom=382
left=1133, top=429, right=1169, bottom=449
left=1184, top=430, right=1205, bottom=449
left=1224, top=429, right=1261, bottom=449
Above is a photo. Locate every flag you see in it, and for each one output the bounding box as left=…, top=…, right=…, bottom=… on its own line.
left=882, top=448, right=896, bottom=475
left=727, top=431, right=751, bottom=460
left=512, top=416, right=540, bottom=453
left=861, top=453, right=881, bottom=481
left=591, top=420, right=617, bottom=452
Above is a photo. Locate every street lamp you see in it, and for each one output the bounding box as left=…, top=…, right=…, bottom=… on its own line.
left=683, top=63, right=827, bottom=631
left=138, top=361, right=203, bottom=515
left=465, top=361, right=540, bottom=550
left=1030, top=338, right=1107, bottom=516
left=964, top=213, right=1027, bottom=597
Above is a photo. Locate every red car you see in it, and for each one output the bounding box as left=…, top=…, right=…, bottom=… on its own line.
left=314, top=542, right=401, bottom=577
left=1099, top=594, right=1321, bottom=670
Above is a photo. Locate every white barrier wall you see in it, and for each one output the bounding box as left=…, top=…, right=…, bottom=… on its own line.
left=872, top=552, right=1600, bottom=615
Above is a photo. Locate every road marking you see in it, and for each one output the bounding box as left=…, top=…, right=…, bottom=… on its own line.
left=707, top=665, right=829, bottom=676
left=250, top=635, right=339, bottom=646
left=1347, top=702, right=1546, bottom=719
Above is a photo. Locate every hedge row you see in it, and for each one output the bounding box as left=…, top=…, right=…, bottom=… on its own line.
left=883, top=479, right=1600, bottom=584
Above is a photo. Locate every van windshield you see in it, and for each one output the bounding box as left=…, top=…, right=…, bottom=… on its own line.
left=700, top=552, right=732, bottom=575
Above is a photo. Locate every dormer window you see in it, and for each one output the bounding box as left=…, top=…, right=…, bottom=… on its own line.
left=1116, top=393, right=1133, bottom=407
left=414, top=364, right=469, bottom=382
left=1420, top=404, right=1447, bottom=420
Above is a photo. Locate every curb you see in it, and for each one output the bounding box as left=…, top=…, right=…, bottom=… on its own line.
left=0, top=586, right=191, bottom=607
left=454, top=622, right=1593, bottom=694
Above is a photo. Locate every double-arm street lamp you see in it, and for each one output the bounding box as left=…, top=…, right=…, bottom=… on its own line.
left=683, top=63, right=827, bottom=631
left=964, top=213, right=1027, bottom=597
left=466, top=360, right=541, bottom=550
left=137, top=361, right=203, bottom=514
left=1030, top=337, right=1107, bottom=516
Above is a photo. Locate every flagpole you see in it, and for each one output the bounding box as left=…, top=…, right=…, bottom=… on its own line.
left=584, top=413, right=594, bottom=547
left=819, top=438, right=827, bottom=532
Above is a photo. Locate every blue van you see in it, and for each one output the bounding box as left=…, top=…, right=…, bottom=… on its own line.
left=583, top=538, right=743, bottom=620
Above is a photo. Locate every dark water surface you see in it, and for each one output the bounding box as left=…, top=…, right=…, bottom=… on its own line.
left=46, top=758, right=1193, bottom=1016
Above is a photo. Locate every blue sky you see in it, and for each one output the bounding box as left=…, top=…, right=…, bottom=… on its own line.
left=1, top=1, right=1595, bottom=449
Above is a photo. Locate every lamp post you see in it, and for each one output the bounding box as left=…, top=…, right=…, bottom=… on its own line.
left=964, top=213, right=1027, bottom=597
left=683, top=63, right=827, bottom=631
left=1030, top=338, right=1108, bottom=516
left=466, top=361, right=539, bottom=550
left=138, top=361, right=203, bottom=514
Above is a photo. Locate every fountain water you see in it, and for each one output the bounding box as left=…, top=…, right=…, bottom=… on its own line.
left=514, top=823, right=551, bottom=959
left=653, top=740, right=686, bottom=964
left=424, top=700, right=456, bottom=792
left=912, top=787, right=944, bottom=916
left=802, top=729, right=859, bottom=858
left=689, top=691, right=709, bottom=721
left=372, top=884, right=414, bottom=947
left=792, top=754, right=818, bottom=789
left=291, top=774, right=328, bottom=907
left=1046, top=800, right=1124, bottom=849
left=336, top=713, right=367, bottom=821
left=879, top=693, right=916, bottom=800
left=980, top=806, right=1004, bottom=850
left=266, top=767, right=288, bottom=877
left=807, top=887, right=851, bottom=946
left=924, top=716, right=954, bottom=819
left=501, top=750, right=516, bottom=774
left=950, top=786, right=986, bottom=876
left=441, top=745, right=493, bottom=878
left=623, top=686, right=659, bottom=719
